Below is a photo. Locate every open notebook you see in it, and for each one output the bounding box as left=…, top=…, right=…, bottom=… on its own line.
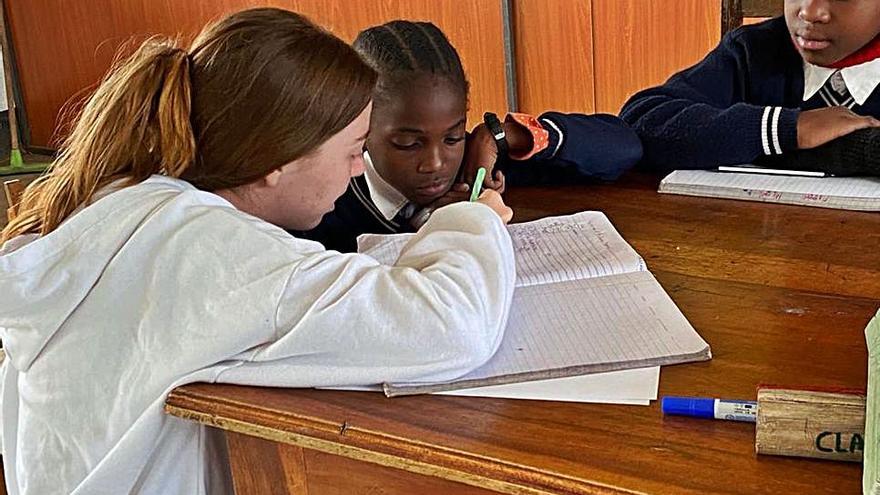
left=659, top=170, right=880, bottom=211
left=358, top=211, right=711, bottom=397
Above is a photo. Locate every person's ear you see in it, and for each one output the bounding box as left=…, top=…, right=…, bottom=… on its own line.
left=263, top=168, right=284, bottom=188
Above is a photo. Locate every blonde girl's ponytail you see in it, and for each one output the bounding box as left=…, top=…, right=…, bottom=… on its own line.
left=2, top=38, right=195, bottom=243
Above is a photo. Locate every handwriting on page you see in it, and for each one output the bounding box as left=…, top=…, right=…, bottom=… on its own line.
left=509, top=212, right=644, bottom=287
left=662, top=170, right=880, bottom=210
left=357, top=211, right=645, bottom=287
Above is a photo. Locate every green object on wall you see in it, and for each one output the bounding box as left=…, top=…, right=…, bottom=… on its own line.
left=0, top=149, right=49, bottom=175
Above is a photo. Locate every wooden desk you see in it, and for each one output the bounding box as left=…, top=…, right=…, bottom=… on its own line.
left=166, top=174, right=880, bottom=494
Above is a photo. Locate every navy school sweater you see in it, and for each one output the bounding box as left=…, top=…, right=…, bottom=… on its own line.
left=293, top=112, right=642, bottom=252
left=619, top=17, right=880, bottom=171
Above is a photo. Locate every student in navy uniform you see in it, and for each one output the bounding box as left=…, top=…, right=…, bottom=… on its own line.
left=295, top=20, right=642, bottom=253
left=620, top=0, right=880, bottom=174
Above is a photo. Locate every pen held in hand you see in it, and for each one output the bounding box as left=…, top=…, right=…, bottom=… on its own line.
left=469, top=167, right=487, bottom=202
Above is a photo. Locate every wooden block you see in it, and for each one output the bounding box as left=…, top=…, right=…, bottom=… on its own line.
left=756, top=387, right=866, bottom=462
left=865, top=311, right=880, bottom=494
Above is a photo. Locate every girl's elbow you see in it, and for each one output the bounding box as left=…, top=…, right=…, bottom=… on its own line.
left=420, top=333, right=495, bottom=382
left=618, top=133, right=644, bottom=173
left=440, top=314, right=503, bottom=373
left=591, top=135, right=643, bottom=181
left=462, top=317, right=505, bottom=369
left=451, top=337, right=496, bottom=375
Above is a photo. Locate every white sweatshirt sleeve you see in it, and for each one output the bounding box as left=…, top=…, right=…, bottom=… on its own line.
left=214, top=201, right=516, bottom=388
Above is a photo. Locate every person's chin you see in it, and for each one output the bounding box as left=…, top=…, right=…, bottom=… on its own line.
left=302, top=218, right=323, bottom=230
left=801, top=50, right=840, bottom=67
left=409, top=193, right=442, bottom=208
left=412, top=186, right=454, bottom=206
left=293, top=210, right=332, bottom=231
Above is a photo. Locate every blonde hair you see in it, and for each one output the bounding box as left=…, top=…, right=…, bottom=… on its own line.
left=2, top=40, right=192, bottom=242
left=2, top=8, right=375, bottom=243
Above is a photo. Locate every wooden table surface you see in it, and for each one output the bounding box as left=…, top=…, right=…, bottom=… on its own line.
left=166, top=173, right=880, bottom=494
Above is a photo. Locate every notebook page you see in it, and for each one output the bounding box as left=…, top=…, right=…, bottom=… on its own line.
left=660, top=170, right=880, bottom=210
left=384, top=270, right=710, bottom=396
left=358, top=211, right=645, bottom=287
left=509, top=212, right=645, bottom=286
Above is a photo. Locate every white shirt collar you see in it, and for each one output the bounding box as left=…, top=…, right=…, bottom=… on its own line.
left=803, top=58, right=880, bottom=105
left=362, top=151, right=409, bottom=221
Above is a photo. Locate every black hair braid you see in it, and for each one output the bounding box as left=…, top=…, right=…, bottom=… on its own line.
left=353, top=20, right=469, bottom=102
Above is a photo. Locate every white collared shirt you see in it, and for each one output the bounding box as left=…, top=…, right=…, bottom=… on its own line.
left=362, top=151, right=411, bottom=221
left=803, top=58, right=880, bottom=106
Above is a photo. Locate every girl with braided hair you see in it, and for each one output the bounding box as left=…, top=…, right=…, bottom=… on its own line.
left=297, top=20, right=642, bottom=252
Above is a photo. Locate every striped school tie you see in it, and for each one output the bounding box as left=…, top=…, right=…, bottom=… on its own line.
left=818, top=70, right=856, bottom=109
left=391, top=203, right=416, bottom=231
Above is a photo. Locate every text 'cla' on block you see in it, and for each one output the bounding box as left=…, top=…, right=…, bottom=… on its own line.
left=756, top=386, right=866, bottom=463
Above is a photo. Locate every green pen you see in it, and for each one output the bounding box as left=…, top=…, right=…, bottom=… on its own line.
left=469, top=167, right=487, bottom=202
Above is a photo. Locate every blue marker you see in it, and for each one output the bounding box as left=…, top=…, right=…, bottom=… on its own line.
left=661, top=396, right=757, bottom=423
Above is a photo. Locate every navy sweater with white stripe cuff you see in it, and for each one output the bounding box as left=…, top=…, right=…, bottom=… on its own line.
left=619, top=17, right=880, bottom=172
left=503, top=112, right=642, bottom=184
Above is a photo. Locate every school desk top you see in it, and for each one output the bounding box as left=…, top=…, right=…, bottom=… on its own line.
left=165, top=172, right=879, bottom=494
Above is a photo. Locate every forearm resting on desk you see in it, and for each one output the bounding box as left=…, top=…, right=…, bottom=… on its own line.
left=756, top=128, right=880, bottom=177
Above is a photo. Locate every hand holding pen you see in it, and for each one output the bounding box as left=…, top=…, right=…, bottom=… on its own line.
left=472, top=167, right=513, bottom=223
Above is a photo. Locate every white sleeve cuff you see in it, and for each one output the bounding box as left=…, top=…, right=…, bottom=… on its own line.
left=761, top=106, right=783, bottom=155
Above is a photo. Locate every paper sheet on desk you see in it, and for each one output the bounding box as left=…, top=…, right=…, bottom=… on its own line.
left=659, top=170, right=880, bottom=211
left=434, top=366, right=659, bottom=405
left=323, top=366, right=660, bottom=405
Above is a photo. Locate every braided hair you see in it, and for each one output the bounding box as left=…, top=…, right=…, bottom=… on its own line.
left=353, top=20, right=469, bottom=105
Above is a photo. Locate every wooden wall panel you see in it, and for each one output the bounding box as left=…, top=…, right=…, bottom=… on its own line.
left=6, top=0, right=507, bottom=148
left=511, top=0, right=595, bottom=114
left=742, top=0, right=783, bottom=18
left=591, top=0, right=721, bottom=114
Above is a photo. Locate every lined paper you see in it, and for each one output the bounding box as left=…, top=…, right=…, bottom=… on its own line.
left=660, top=170, right=880, bottom=211
left=506, top=212, right=644, bottom=286
left=358, top=211, right=646, bottom=287
left=358, top=211, right=709, bottom=397
left=384, top=271, right=710, bottom=396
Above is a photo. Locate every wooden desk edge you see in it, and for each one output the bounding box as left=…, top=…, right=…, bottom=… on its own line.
left=165, top=387, right=640, bottom=495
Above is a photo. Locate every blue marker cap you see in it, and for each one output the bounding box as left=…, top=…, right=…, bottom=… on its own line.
left=661, top=396, right=715, bottom=419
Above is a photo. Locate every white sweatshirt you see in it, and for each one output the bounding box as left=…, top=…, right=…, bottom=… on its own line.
left=0, top=175, right=515, bottom=494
